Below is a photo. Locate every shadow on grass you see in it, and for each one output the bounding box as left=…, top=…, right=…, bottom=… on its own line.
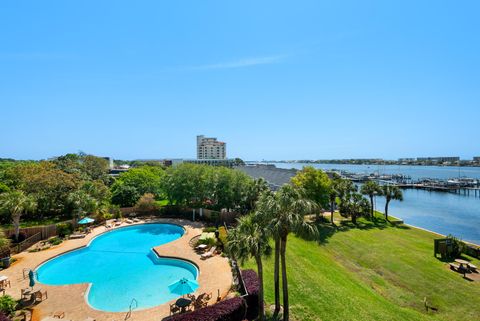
left=296, top=214, right=411, bottom=245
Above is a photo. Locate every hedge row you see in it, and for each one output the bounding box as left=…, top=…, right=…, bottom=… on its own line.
left=167, top=297, right=246, bottom=321
left=241, top=269, right=260, bottom=320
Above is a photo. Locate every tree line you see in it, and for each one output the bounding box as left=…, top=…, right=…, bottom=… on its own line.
left=0, top=155, right=263, bottom=242
left=0, top=154, right=112, bottom=241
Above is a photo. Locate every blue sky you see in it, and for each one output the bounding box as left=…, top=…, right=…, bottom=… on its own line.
left=1, top=1, right=479, bottom=161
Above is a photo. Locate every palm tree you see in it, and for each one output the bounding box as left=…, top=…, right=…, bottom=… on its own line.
left=381, top=185, right=403, bottom=220
left=328, top=179, right=341, bottom=225
left=343, top=193, right=370, bottom=224
left=254, top=191, right=282, bottom=317
left=68, top=190, right=97, bottom=220
left=268, top=184, right=318, bottom=321
left=360, top=181, right=381, bottom=219
left=227, top=213, right=270, bottom=321
left=336, top=179, right=357, bottom=217
left=0, top=190, right=36, bottom=242
left=246, top=178, right=270, bottom=212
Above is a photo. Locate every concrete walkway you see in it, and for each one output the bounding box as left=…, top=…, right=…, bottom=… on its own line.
left=1, top=219, right=233, bottom=321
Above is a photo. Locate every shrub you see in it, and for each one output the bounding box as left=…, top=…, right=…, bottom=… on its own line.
left=56, top=222, right=72, bottom=237
left=135, top=193, right=159, bottom=213
left=48, top=237, right=62, bottom=246
left=241, top=269, right=260, bottom=320
left=447, top=234, right=466, bottom=258
left=241, top=269, right=260, bottom=295
left=0, top=312, right=12, bottom=321
left=167, top=297, right=246, bottom=321
left=217, top=226, right=228, bottom=249
left=197, top=237, right=216, bottom=247
left=203, top=227, right=217, bottom=233
left=109, top=204, right=123, bottom=219
left=103, top=212, right=114, bottom=221
left=0, top=296, right=16, bottom=317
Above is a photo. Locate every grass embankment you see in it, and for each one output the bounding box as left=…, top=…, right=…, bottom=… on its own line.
left=242, top=213, right=480, bottom=321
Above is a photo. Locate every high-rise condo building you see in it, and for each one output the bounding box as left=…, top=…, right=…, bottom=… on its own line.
left=197, top=135, right=226, bottom=159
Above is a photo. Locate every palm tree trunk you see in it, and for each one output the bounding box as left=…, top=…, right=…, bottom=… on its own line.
left=370, top=195, right=374, bottom=219
left=273, top=237, right=281, bottom=317
left=281, top=235, right=289, bottom=321
left=256, top=255, right=265, bottom=321
left=13, top=213, right=21, bottom=242
left=385, top=199, right=390, bottom=221
left=330, top=200, right=335, bottom=225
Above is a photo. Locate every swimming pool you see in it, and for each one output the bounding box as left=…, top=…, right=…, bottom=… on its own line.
left=36, top=223, right=198, bottom=312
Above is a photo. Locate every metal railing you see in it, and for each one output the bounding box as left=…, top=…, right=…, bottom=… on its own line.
left=124, top=298, right=138, bottom=320
left=222, top=223, right=248, bottom=297
left=11, top=232, right=42, bottom=254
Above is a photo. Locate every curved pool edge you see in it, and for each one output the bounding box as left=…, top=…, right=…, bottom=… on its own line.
left=34, top=222, right=200, bottom=313
left=34, top=222, right=187, bottom=272
left=82, top=248, right=200, bottom=313
left=151, top=247, right=200, bottom=276
left=84, top=221, right=187, bottom=248
left=2, top=218, right=234, bottom=321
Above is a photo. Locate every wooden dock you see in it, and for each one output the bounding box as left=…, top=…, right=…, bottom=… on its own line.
left=385, top=183, right=480, bottom=196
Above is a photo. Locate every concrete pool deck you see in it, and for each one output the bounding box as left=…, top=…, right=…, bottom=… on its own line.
left=1, top=219, right=233, bottom=321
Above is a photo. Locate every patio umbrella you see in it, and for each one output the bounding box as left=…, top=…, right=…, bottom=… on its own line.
left=168, top=278, right=199, bottom=297
left=28, top=270, right=35, bottom=289
left=78, top=217, right=95, bottom=225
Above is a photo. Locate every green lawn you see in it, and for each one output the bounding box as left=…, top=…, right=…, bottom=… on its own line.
left=242, top=214, right=480, bottom=321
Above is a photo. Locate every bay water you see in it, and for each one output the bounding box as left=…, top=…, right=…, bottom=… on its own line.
left=269, top=163, right=480, bottom=244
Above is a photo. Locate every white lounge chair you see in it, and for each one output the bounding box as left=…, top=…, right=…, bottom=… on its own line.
left=201, top=246, right=216, bottom=260
left=69, top=233, right=86, bottom=239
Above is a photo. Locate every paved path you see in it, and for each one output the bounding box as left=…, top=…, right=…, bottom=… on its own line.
left=1, top=219, right=233, bottom=321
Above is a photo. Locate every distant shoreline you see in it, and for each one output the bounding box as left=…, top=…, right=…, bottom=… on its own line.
left=255, top=161, right=480, bottom=168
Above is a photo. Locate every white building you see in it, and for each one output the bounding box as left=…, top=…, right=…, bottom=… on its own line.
left=197, top=135, right=226, bottom=159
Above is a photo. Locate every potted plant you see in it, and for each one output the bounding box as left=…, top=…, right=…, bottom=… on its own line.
left=0, top=245, right=11, bottom=269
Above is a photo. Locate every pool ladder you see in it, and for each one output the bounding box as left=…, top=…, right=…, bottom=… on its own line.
left=124, top=298, right=138, bottom=320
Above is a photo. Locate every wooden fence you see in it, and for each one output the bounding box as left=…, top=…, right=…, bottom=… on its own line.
left=120, top=207, right=136, bottom=215
left=200, top=209, right=241, bottom=225
left=4, top=219, right=78, bottom=254
left=3, top=219, right=77, bottom=241
left=120, top=206, right=242, bottom=226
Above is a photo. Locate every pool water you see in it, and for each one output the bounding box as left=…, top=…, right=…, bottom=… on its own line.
left=36, top=224, right=198, bottom=312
